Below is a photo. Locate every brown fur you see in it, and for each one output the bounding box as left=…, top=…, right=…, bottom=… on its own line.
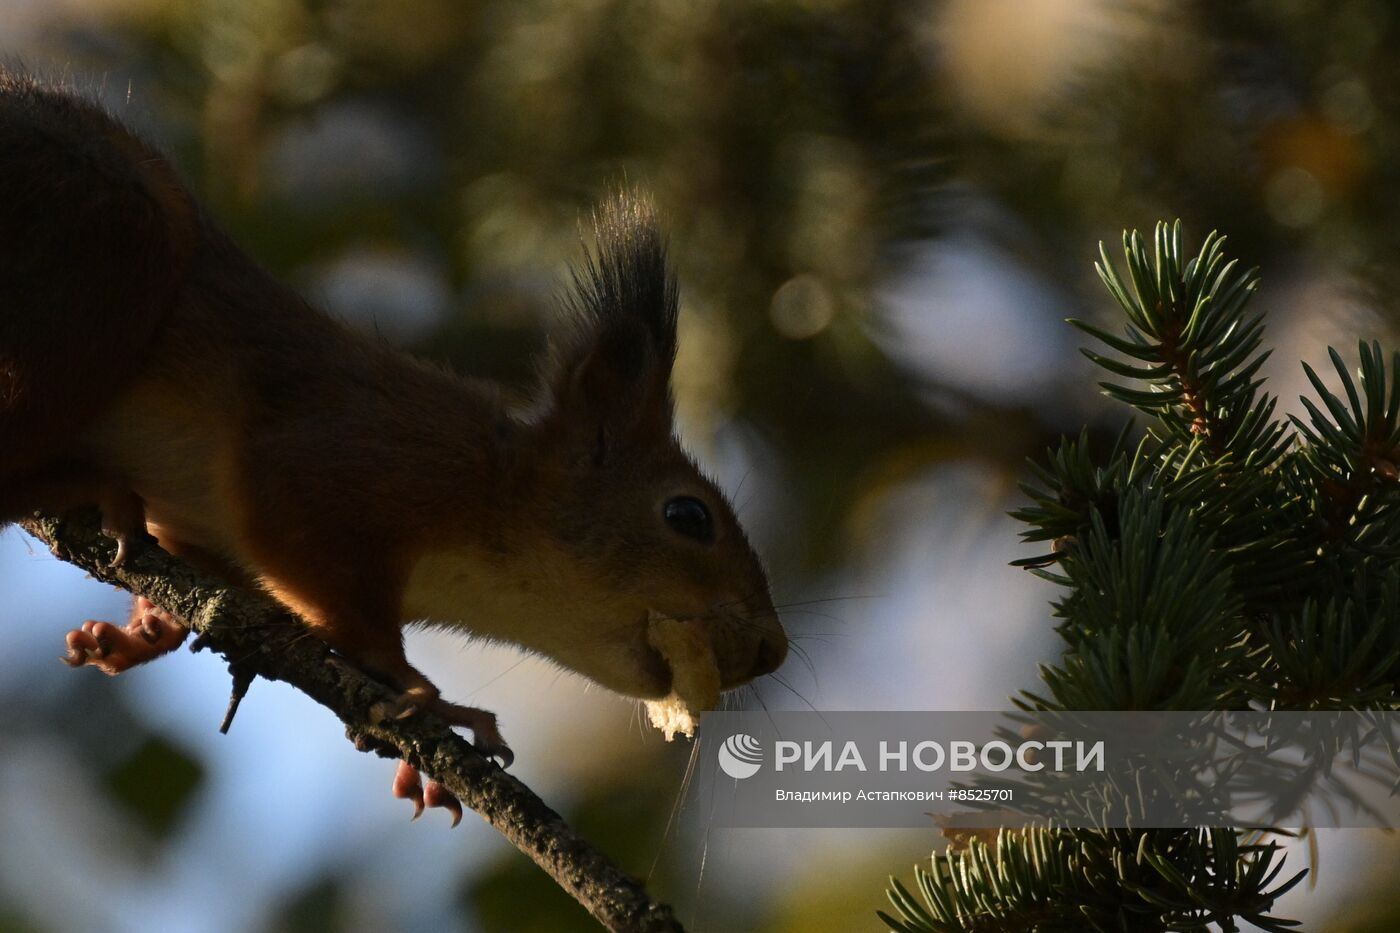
left=0, top=71, right=194, bottom=484
left=0, top=69, right=786, bottom=712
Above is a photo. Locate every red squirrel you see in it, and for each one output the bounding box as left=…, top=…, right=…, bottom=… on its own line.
left=0, top=71, right=786, bottom=821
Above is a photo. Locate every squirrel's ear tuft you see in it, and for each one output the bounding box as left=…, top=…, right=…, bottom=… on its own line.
left=559, top=192, right=678, bottom=370
left=542, top=192, right=679, bottom=445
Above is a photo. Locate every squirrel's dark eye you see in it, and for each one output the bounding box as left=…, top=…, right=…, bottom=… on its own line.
left=663, top=496, right=714, bottom=543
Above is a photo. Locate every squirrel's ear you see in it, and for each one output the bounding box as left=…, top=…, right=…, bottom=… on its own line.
left=542, top=193, right=679, bottom=452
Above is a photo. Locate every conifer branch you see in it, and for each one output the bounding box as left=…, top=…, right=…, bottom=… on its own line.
left=884, top=221, right=1400, bottom=932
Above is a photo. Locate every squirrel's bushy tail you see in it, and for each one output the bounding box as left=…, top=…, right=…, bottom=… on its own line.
left=0, top=69, right=196, bottom=486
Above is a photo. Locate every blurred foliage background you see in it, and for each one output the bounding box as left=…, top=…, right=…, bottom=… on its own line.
left=4, top=0, right=1400, bottom=930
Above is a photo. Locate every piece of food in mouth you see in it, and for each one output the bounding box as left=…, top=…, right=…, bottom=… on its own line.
left=643, top=612, right=721, bottom=740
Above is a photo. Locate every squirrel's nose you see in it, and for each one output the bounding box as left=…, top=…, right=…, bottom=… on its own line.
left=750, top=634, right=788, bottom=678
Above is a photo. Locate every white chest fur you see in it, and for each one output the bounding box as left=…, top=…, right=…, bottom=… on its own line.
left=402, top=544, right=672, bottom=700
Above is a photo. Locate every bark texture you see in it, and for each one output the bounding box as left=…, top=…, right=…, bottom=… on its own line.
left=18, top=510, right=684, bottom=933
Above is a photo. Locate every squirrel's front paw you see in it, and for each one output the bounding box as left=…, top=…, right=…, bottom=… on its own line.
left=368, top=684, right=436, bottom=724
left=370, top=686, right=513, bottom=767
left=429, top=698, right=513, bottom=768
left=387, top=701, right=511, bottom=827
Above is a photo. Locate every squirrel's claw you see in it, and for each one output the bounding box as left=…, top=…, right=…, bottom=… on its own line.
left=423, top=778, right=463, bottom=827
left=392, top=760, right=426, bottom=820
left=97, top=488, right=148, bottom=568
left=368, top=698, right=418, bottom=724
left=369, top=683, right=437, bottom=725
left=108, top=532, right=130, bottom=568
left=476, top=740, right=513, bottom=769
left=392, top=760, right=462, bottom=826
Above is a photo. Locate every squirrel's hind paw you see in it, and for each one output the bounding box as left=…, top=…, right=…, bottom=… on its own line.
left=62, top=597, right=187, bottom=674
left=392, top=760, right=463, bottom=827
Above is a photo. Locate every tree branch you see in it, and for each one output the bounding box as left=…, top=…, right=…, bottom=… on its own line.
left=18, top=510, right=684, bottom=933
